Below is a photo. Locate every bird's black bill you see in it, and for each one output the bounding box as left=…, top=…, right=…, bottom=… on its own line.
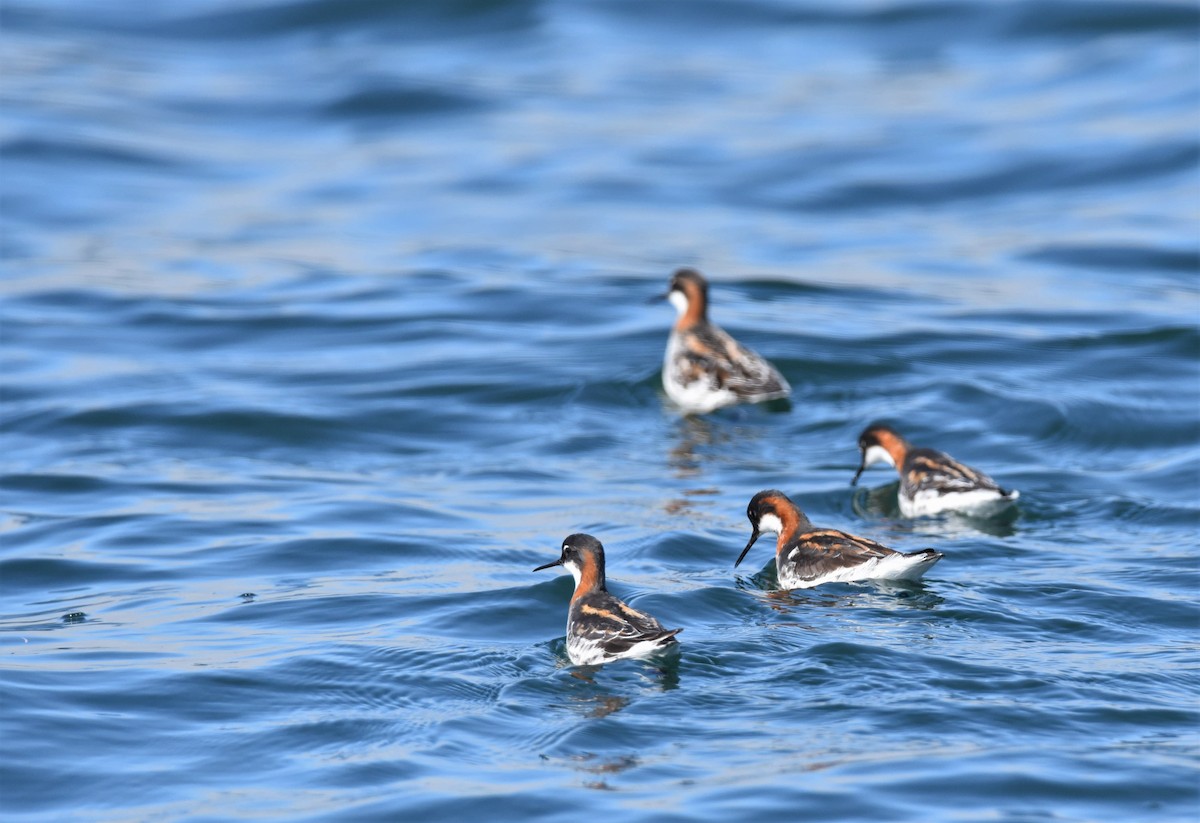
left=532, top=558, right=563, bottom=572
left=734, top=530, right=760, bottom=568
left=850, top=460, right=866, bottom=486
left=645, top=292, right=668, bottom=305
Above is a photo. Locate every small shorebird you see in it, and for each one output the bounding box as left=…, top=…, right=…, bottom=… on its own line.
left=534, top=534, right=681, bottom=665
left=737, top=489, right=942, bottom=588
left=655, top=267, right=790, bottom=413
left=852, top=423, right=1019, bottom=517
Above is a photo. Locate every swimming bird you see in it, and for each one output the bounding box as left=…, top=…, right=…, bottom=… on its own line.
left=534, top=533, right=681, bottom=665
left=736, top=489, right=942, bottom=588
left=852, top=423, right=1019, bottom=517
left=655, top=267, right=790, bottom=414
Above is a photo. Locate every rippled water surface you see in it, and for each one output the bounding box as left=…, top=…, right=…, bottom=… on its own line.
left=3, top=1, right=1199, bottom=821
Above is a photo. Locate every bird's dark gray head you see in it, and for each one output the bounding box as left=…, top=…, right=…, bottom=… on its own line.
left=852, top=422, right=906, bottom=485
left=669, top=267, right=708, bottom=297
left=857, top=422, right=902, bottom=452
left=533, top=533, right=606, bottom=592
left=736, top=489, right=801, bottom=568
left=664, top=267, right=709, bottom=321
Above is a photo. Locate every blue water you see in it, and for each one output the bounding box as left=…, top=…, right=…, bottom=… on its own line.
left=3, top=1, right=1199, bottom=820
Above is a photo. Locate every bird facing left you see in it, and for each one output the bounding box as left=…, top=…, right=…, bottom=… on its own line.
left=534, top=533, right=681, bottom=665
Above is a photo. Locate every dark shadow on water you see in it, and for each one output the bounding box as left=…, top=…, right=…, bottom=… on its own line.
left=851, top=480, right=905, bottom=518
left=759, top=395, right=793, bottom=415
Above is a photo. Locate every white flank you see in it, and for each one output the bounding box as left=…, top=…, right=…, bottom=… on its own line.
left=778, top=550, right=940, bottom=589
left=566, top=632, right=675, bottom=666
left=662, top=332, right=739, bottom=413
left=901, top=487, right=1019, bottom=517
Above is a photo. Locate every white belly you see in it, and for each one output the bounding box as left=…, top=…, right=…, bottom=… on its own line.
left=778, top=551, right=939, bottom=589
left=662, top=335, right=738, bottom=413
left=900, top=487, right=1019, bottom=517
left=566, top=632, right=675, bottom=666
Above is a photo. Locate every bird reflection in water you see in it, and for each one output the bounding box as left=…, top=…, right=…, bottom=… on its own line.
left=569, top=753, right=641, bottom=791
left=667, top=415, right=721, bottom=478
left=564, top=654, right=682, bottom=696
left=735, top=574, right=945, bottom=613
left=663, top=416, right=727, bottom=517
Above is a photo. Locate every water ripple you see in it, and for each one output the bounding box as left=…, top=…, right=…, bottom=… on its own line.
left=2, top=0, right=1197, bottom=820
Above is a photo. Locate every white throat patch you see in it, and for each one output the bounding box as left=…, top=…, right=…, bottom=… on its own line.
left=667, top=290, right=689, bottom=317
left=757, top=512, right=784, bottom=536
left=863, top=443, right=896, bottom=469
left=562, top=557, right=583, bottom=587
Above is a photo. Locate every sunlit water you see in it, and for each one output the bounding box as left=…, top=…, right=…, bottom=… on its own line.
left=3, top=1, right=1199, bottom=821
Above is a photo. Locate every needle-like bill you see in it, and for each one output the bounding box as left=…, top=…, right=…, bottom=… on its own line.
left=734, top=529, right=760, bottom=568
left=850, top=459, right=867, bottom=486
left=532, top=557, right=563, bottom=572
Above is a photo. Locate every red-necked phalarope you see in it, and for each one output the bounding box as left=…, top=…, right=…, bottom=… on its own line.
left=852, top=423, right=1020, bottom=517
left=736, top=489, right=943, bottom=588
left=655, top=267, right=790, bottom=414
left=534, top=533, right=681, bottom=666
